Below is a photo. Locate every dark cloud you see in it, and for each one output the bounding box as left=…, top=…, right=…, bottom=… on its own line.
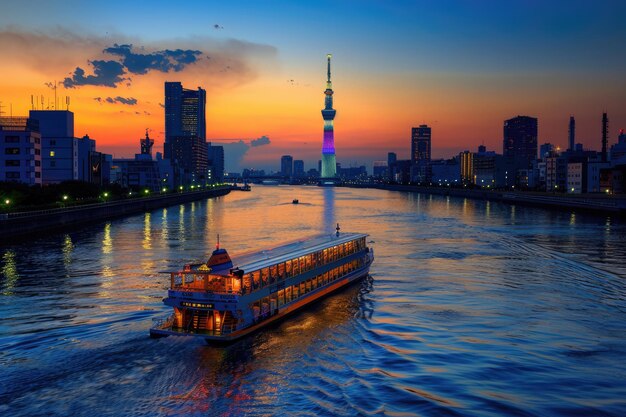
left=63, top=60, right=126, bottom=88
left=103, top=43, right=202, bottom=75
left=105, top=96, right=137, bottom=105
left=250, top=135, right=271, bottom=147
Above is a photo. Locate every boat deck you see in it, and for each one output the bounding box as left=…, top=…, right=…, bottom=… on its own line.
left=231, top=232, right=367, bottom=273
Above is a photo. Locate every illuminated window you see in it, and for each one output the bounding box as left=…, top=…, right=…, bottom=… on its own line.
left=50, top=150, right=55, bottom=157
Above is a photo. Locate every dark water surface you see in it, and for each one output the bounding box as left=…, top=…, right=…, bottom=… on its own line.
left=1, top=186, right=625, bottom=416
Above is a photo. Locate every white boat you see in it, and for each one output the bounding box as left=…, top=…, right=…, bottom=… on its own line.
left=150, top=227, right=374, bottom=342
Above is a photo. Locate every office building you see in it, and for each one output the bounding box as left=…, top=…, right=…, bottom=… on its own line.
left=29, top=110, right=77, bottom=184
left=293, top=160, right=305, bottom=177
left=459, top=151, right=473, bottom=184
left=164, top=82, right=208, bottom=186
left=411, top=124, right=431, bottom=182
left=281, top=155, right=293, bottom=177
left=207, top=144, right=224, bottom=183
left=0, top=117, right=42, bottom=185
left=372, top=161, right=388, bottom=178
left=503, top=115, right=538, bottom=167
left=610, top=129, right=626, bottom=162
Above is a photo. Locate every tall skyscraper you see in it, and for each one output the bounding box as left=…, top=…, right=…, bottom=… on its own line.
left=281, top=155, right=293, bottom=177
left=164, top=82, right=208, bottom=186
left=602, top=112, right=608, bottom=162
left=164, top=82, right=206, bottom=158
left=320, top=54, right=337, bottom=179
left=503, top=115, right=538, bottom=167
left=411, top=125, right=432, bottom=182
left=568, top=116, right=576, bottom=151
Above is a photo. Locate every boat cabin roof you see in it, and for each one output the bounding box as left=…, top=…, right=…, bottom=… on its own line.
left=231, top=232, right=367, bottom=275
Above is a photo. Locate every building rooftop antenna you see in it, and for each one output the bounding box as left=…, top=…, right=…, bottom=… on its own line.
left=0, top=101, right=5, bottom=117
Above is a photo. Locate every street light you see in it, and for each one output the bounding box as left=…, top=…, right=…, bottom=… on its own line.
left=162, top=187, right=167, bottom=193
left=63, top=195, right=68, bottom=201
left=4, top=199, right=10, bottom=205
left=144, top=189, right=149, bottom=195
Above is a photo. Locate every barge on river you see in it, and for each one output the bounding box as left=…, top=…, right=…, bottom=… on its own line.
left=150, top=228, right=374, bottom=342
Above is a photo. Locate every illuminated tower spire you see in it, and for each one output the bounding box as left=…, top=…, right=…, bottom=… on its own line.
left=321, top=54, right=337, bottom=180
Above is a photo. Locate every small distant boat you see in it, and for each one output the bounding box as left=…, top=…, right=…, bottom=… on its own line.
left=261, top=180, right=279, bottom=185
left=150, top=227, right=374, bottom=342
left=292, top=199, right=299, bottom=204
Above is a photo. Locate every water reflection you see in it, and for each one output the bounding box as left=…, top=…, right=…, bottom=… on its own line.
left=143, top=212, right=152, bottom=250
left=62, top=234, right=74, bottom=275
left=1, top=249, right=19, bottom=295
left=102, top=222, right=112, bottom=254
left=161, top=208, right=169, bottom=241
left=322, top=187, right=335, bottom=233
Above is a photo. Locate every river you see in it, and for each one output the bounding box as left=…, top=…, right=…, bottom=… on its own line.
left=1, top=185, right=625, bottom=416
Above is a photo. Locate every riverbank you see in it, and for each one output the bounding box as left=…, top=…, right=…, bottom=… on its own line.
left=342, top=184, right=626, bottom=215
left=0, top=185, right=231, bottom=241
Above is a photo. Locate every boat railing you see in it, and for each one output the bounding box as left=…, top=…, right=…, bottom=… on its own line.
left=170, top=271, right=241, bottom=294
left=152, top=314, right=174, bottom=330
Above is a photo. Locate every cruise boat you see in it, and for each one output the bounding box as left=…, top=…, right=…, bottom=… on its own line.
left=150, top=226, right=374, bottom=342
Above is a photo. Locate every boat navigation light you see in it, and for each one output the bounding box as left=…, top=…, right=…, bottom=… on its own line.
left=336, top=223, right=340, bottom=236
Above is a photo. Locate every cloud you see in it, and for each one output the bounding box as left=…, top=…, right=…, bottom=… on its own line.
left=103, top=43, right=202, bottom=75
left=63, top=60, right=126, bottom=88
left=105, top=96, right=137, bottom=105
left=218, top=136, right=272, bottom=170
left=250, top=135, right=271, bottom=147
left=0, top=28, right=277, bottom=92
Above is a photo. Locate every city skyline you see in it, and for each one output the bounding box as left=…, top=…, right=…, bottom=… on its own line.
left=1, top=1, right=625, bottom=171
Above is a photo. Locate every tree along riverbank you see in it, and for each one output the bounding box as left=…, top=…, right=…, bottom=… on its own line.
left=0, top=186, right=231, bottom=242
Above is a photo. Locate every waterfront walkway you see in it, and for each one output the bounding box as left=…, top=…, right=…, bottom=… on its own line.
left=344, top=184, right=626, bottom=215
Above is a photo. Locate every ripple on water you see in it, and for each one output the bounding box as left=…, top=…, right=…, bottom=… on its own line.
left=1, top=187, right=626, bottom=416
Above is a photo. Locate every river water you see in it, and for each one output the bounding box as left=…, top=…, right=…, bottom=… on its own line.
left=1, top=186, right=625, bottom=417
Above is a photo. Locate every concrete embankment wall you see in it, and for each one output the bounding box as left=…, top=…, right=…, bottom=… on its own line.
left=347, top=184, right=626, bottom=215
left=0, top=187, right=231, bottom=241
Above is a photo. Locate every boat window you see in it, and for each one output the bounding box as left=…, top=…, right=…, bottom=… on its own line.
left=305, top=279, right=311, bottom=293
left=293, top=284, right=299, bottom=299
left=278, top=262, right=285, bottom=280
left=299, top=256, right=306, bottom=273
left=285, top=286, right=292, bottom=303
left=252, top=270, right=260, bottom=290
left=292, top=258, right=300, bottom=276
left=323, top=249, right=328, bottom=265
left=299, top=281, right=306, bottom=295
left=333, top=246, right=338, bottom=261
left=285, top=260, right=292, bottom=277
left=277, top=289, right=285, bottom=306
left=261, top=268, right=269, bottom=287
left=243, top=274, right=251, bottom=294
left=269, top=265, right=277, bottom=283
left=323, top=271, right=329, bottom=284
left=306, top=254, right=312, bottom=271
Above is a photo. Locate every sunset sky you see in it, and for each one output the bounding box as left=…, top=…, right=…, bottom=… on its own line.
left=1, top=0, right=625, bottom=172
